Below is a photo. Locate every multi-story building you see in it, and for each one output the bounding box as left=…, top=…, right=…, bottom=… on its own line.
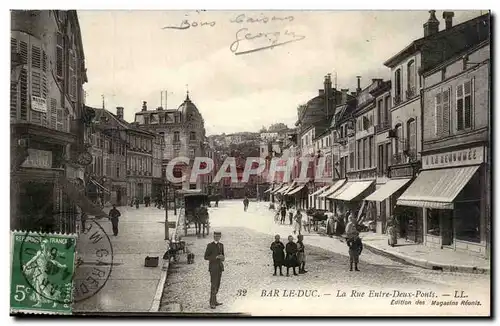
left=10, top=10, right=96, bottom=233
left=371, top=11, right=491, bottom=245
left=134, top=93, right=207, bottom=192
left=398, top=37, right=490, bottom=257
left=86, top=107, right=129, bottom=206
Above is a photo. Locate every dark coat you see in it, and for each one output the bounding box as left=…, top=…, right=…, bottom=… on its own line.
left=285, top=241, right=299, bottom=267
left=270, top=241, right=285, bottom=266
left=347, top=237, right=363, bottom=256
left=109, top=208, right=121, bottom=220
left=204, top=241, right=225, bottom=272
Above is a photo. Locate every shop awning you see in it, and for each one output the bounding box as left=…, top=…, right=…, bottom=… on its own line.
left=319, top=179, right=347, bottom=198
left=264, top=185, right=274, bottom=193
left=270, top=184, right=283, bottom=194
left=397, top=165, right=480, bottom=209
left=91, top=179, right=111, bottom=194
left=329, top=180, right=374, bottom=201
left=365, top=178, right=412, bottom=202
left=277, top=185, right=291, bottom=194
left=57, top=176, right=109, bottom=218
left=311, top=185, right=331, bottom=196
left=287, top=184, right=306, bottom=195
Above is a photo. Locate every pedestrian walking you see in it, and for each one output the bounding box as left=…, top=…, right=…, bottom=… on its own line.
left=347, top=232, right=363, bottom=271
left=204, top=231, right=225, bottom=309
left=135, top=198, right=140, bottom=209
left=284, top=235, right=299, bottom=276
left=270, top=235, right=285, bottom=276
left=144, top=196, right=150, bottom=207
left=243, top=196, right=249, bottom=212
left=386, top=216, right=398, bottom=247
left=280, top=205, right=287, bottom=224
left=293, top=209, right=303, bottom=235
left=81, top=212, right=88, bottom=231
left=296, top=234, right=308, bottom=274
left=108, top=204, right=121, bottom=236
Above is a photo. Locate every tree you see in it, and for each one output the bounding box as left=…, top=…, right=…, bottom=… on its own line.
left=268, top=123, right=288, bottom=132
left=259, top=126, right=267, bottom=133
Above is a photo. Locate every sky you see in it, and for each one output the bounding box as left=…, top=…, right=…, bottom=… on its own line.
left=78, top=10, right=483, bottom=135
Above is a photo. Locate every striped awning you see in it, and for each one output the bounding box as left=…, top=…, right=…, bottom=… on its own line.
left=319, top=179, right=347, bottom=198
left=329, top=180, right=374, bottom=201
left=287, top=184, right=306, bottom=195
left=311, top=185, right=331, bottom=196
left=397, top=165, right=480, bottom=210
left=276, top=185, right=292, bottom=194
left=58, top=175, right=109, bottom=218
left=365, top=178, right=412, bottom=202
left=264, top=186, right=274, bottom=193
left=270, top=184, right=284, bottom=194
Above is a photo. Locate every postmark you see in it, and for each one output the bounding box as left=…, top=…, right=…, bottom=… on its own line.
left=11, top=231, right=77, bottom=314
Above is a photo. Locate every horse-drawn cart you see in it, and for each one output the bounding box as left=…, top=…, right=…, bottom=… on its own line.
left=179, top=189, right=210, bottom=237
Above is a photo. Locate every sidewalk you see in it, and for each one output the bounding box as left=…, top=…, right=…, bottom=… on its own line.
left=251, top=201, right=490, bottom=274
left=74, top=206, right=177, bottom=313
left=360, top=233, right=490, bottom=274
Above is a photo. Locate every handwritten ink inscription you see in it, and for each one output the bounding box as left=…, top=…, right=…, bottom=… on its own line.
left=230, top=28, right=305, bottom=55
left=229, top=13, right=294, bottom=24
left=162, top=19, right=215, bottom=30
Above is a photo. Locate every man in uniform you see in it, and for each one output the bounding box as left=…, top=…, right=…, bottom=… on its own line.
left=108, top=204, right=121, bottom=236
left=204, top=231, right=225, bottom=309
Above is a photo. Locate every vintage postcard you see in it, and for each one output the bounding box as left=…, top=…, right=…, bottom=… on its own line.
left=9, top=9, right=491, bottom=317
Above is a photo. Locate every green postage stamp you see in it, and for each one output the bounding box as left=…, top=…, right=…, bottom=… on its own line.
left=10, top=231, right=77, bottom=315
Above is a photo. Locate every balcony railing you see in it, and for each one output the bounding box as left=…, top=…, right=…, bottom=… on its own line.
left=406, top=87, right=416, bottom=100
left=374, top=120, right=391, bottom=134
left=393, top=94, right=402, bottom=106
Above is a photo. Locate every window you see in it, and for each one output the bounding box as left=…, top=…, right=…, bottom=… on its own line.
left=357, top=140, right=362, bottom=170
left=144, top=116, right=149, bottom=124
left=394, top=68, right=402, bottom=99
left=407, top=119, right=417, bottom=157
left=407, top=60, right=415, bottom=95
left=363, top=138, right=368, bottom=169
left=456, top=80, right=473, bottom=131
left=174, top=131, right=180, bottom=143
left=426, top=209, right=440, bottom=236
left=385, top=143, right=391, bottom=171
left=369, top=136, right=374, bottom=168
left=190, top=131, right=196, bottom=141
left=435, top=88, right=451, bottom=136
left=189, top=149, right=195, bottom=158
left=349, top=141, right=355, bottom=171
left=69, top=49, right=77, bottom=100
left=384, top=96, right=391, bottom=122
left=378, top=144, right=384, bottom=176
left=394, top=124, right=401, bottom=155
left=377, top=99, right=384, bottom=126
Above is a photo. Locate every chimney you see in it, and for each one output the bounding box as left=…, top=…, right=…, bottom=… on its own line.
left=443, top=11, right=454, bottom=30
left=341, top=89, right=349, bottom=104
left=157, top=106, right=163, bottom=111
left=116, top=107, right=124, bottom=120
left=423, top=10, right=440, bottom=37
left=356, top=76, right=362, bottom=94
left=141, top=101, right=147, bottom=112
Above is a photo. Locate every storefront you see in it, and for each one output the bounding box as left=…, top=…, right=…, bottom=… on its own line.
left=365, top=178, right=413, bottom=235
left=328, top=180, right=375, bottom=218
left=310, top=184, right=332, bottom=210
left=319, top=179, right=347, bottom=212
left=397, top=146, right=488, bottom=257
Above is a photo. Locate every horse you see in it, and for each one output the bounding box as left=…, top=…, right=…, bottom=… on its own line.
left=194, top=206, right=209, bottom=237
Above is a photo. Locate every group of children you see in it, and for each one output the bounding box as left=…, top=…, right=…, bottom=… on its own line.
left=269, top=215, right=364, bottom=274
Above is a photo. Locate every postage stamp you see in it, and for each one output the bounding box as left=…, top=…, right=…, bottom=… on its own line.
left=11, top=231, right=77, bottom=315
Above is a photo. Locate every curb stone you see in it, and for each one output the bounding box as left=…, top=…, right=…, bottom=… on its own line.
left=149, top=210, right=184, bottom=312
left=362, top=241, right=490, bottom=274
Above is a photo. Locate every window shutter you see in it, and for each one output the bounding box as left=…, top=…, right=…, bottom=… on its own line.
left=442, top=88, right=450, bottom=135
left=435, top=92, right=442, bottom=136
left=56, top=107, right=64, bottom=131
left=56, top=32, right=64, bottom=79
left=456, top=85, right=464, bottom=130
left=464, top=79, right=473, bottom=129
left=69, top=49, right=77, bottom=100
left=11, top=37, right=19, bottom=119
left=50, top=98, right=57, bottom=128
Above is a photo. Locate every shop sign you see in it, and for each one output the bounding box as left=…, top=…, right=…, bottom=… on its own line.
left=423, top=146, right=484, bottom=169
left=21, top=149, right=52, bottom=169
left=31, top=96, right=48, bottom=113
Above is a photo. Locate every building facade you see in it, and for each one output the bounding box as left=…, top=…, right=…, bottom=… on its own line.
left=134, top=93, right=208, bottom=192
left=10, top=10, right=95, bottom=233
left=399, top=40, right=490, bottom=257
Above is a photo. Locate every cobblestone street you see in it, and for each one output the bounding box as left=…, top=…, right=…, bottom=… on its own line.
left=160, top=200, right=490, bottom=316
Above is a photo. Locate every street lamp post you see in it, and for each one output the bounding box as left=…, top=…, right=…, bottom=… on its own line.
left=164, top=180, right=169, bottom=240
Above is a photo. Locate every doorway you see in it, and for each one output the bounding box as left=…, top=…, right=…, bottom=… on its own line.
left=18, top=181, right=54, bottom=232
left=116, top=189, right=122, bottom=206
left=441, top=210, right=454, bottom=246
left=137, top=183, right=144, bottom=203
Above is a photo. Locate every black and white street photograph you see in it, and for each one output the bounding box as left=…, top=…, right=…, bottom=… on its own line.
left=8, top=6, right=491, bottom=317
